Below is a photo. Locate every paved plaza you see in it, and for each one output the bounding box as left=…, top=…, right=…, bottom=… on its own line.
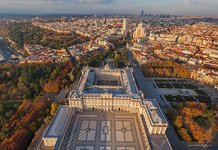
left=63, top=111, right=147, bottom=150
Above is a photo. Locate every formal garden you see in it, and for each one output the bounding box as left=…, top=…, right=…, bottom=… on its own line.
left=167, top=102, right=217, bottom=144
left=153, top=79, right=212, bottom=105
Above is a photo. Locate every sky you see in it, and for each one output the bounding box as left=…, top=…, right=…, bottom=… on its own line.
left=0, top=0, right=217, bottom=16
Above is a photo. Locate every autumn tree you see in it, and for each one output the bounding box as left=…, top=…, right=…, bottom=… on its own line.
left=0, top=63, right=65, bottom=101
left=50, top=103, right=59, bottom=117
left=173, top=102, right=215, bottom=144
left=178, top=128, right=192, bottom=142
left=0, top=99, right=51, bottom=149
left=29, top=122, right=38, bottom=133
left=0, top=127, right=33, bottom=150
left=141, top=59, right=191, bottom=78
left=44, top=80, right=61, bottom=94
left=187, top=120, right=213, bottom=144
left=174, top=116, right=183, bottom=128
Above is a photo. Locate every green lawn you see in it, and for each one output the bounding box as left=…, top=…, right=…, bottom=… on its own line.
left=183, top=96, right=196, bottom=102
left=194, top=89, right=208, bottom=96
left=156, top=82, right=174, bottom=88
left=172, top=83, right=183, bottom=88
left=193, top=116, right=211, bottom=127
left=164, top=95, right=185, bottom=102
left=181, top=83, right=198, bottom=89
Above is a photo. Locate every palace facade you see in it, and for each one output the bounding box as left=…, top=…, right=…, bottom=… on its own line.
left=68, top=65, right=168, bottom=134
left=42, top=65, right=169, bottom=149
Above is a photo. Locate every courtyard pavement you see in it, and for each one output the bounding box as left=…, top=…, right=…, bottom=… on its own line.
left=61, top=111, right=147, bottom=150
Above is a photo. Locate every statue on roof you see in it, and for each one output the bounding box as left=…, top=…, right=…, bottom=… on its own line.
left=103, top=59, right=114, bottom=70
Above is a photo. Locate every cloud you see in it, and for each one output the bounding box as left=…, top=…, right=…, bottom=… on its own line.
left=183, top=0, right=218, bottom=5
left=0, top=0, right=114, bottom=6
left=0, top=0, right=217, bottom=16
left=52, top=0, right=114, bottom=4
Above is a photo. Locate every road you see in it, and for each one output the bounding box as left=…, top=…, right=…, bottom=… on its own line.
left=0, top=40, right=19, bottom=62
left=126, top=51, right=164, bottom=103
left=126, top=50, right=186, bottom=150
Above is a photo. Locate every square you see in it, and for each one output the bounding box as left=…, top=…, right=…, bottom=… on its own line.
left=75, top=146, right=84, bottom=150
left=115, top=121, right=123, bottom=130
left=103, top=126, right=108, bottom=134
left=85, top=146, right=95, bottom=150
left=78, top=130, right=86, bottom=141
left=100, top=130, right=105, bottom=141
left=64, top=112, right=147, bottom=150
left=107, top=121, right=111, bottom=130
left=87, top=130, right=96, bottom=141
left=125, top=131, right=133, bottom=142
left=116, top=131, right=124, bottom=141
left=106, top=130, right=111, bottom=141
left=123, top=121, right=131, bottom=130
left=101, top=121, right=106, bottom=129
left=117, top=147, right=125, bottom=150
left=100, top=146, right=112, bottom=150
left=81, top=121, right=89, bottom=129
left=89, top=121, right=97, bottom=129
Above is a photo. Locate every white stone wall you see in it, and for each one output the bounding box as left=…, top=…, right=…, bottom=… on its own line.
left=43, top=137, right=57, bottom=147
left=69, top=97, right=167, bottom=134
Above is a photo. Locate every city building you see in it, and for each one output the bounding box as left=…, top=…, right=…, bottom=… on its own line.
left=41, top=64, right=171, bottom=150
left=133, top=22, right=145, bottom=39
left=191, top=69, right=218, bottom=86
left=122, top=19, right=128, bottom=37
left=141, top=10, right=144, bottom=17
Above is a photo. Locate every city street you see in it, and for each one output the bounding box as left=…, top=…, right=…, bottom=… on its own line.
left=126, top=50, right=186, bottom=150
left=126, top=51, right=163, bottom=102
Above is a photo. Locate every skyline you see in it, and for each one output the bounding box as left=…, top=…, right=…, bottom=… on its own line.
left=0, top=0, right=217, bottom=16
left=0, top=2, right=218, bottom=149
